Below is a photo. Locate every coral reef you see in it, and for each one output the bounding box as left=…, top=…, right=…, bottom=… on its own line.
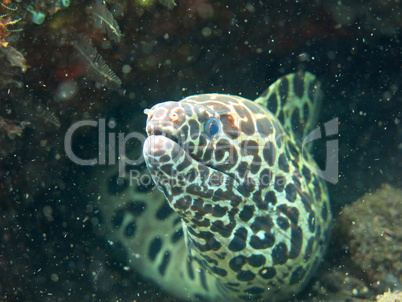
left=338, top=185, right=402, bottom=293
left=376, top=290, right=402, bottom=302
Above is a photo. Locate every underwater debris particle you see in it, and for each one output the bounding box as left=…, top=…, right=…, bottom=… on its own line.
left=74, top=37, right=122, bottom=90
left=92, top=0, right=123, bottom=43
left=159, top=0, right=176, bottom=9
left=2, top=45, right=28, bottom=72
left=0, top=117, right=30, bottom=139
left=55, top=80, right=78, bottom=101
left=136, top=0, right=176, bottom=9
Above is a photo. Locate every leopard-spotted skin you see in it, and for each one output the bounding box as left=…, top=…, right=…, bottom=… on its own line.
left=92, top=72, right=332, bottom=301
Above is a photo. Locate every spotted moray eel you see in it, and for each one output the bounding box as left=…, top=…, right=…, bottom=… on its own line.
left=94, top=72, right=332, bottom=301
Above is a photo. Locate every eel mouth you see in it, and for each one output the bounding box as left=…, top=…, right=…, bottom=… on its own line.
left=151, top=130, right=180, bottom=145
left=146, top=122, right=200, bottom=160
left=146, top=131, right=201, bottom=165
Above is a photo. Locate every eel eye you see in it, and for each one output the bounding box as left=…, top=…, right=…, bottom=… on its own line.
left=205, top=117, right=221, bottom=139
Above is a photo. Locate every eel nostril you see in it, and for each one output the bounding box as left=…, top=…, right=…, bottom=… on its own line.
left=170, top=112, right=179, bottom=122
left=144, top=108, right=154, bottom=119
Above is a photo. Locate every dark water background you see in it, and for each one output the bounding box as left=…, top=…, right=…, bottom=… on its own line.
left=0, top=1, right=400, bottom=301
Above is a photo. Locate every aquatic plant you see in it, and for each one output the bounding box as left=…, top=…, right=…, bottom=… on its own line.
left=92, top=0, right=123, bottom=43
left=74, top=36, right=122, bottom=90
left=0, top=2, right=22, bottom=47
